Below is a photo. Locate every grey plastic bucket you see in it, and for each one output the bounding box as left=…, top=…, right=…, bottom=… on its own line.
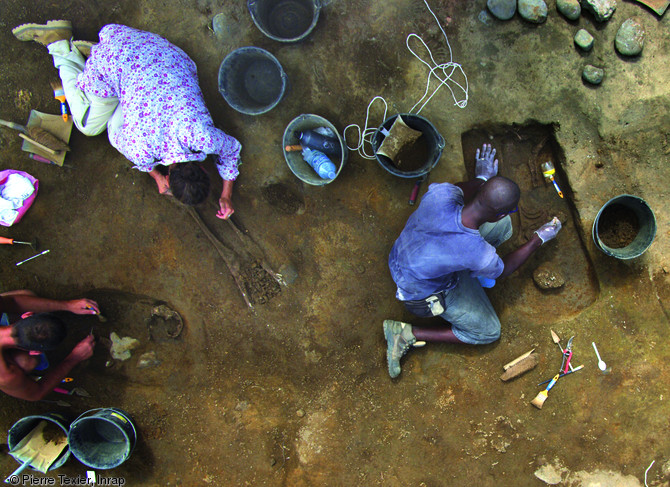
left=592, top=194, right=656, bottom=259
left=67, top=408, right=137, bottom=469
left=7, top=413, right=71, bottom=471
left=371, top=114, right=445, bottom=178
left=218, top=47, right=288, bottom=115
left=283, top=113, right=348, bottom=186
left=248, top=0, right=321, bottom=43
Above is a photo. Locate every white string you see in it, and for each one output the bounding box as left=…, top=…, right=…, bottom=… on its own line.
left=343, top=96, right=387, bottom=160
left=344, top=0, right=468, bottom=160
left=644, top=460, right=654, bottom=487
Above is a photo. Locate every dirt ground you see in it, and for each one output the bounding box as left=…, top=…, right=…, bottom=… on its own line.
left=0, top=0, right=669, bottom=485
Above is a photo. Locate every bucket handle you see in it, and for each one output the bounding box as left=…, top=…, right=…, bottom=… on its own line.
left=247, top=0, right=258, bottom=19
left=72, top=408, right=138, bottom=440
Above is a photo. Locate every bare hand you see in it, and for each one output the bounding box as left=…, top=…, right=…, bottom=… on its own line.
left=66, top=299, right=100, bottom=315
left=154, top=173, right=172, bottom=195
left=216, top=197, right=234, bottom=220
left=69, top=335, right=95, bottom=362
left=475, top=143, right=498, bottom=181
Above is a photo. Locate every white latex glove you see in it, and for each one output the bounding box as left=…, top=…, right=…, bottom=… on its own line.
left=535, top=217, right=562, bottom=244
left=475, top=143, right=498, bottom=181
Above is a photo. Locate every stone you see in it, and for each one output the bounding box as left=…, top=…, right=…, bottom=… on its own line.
left=582, top=65, right=605, bottom=84
left=137, top=351, right=161, bottom=369
left=533, top=264, right=566, bottom=289
left=110, top=332, right=140, bottom=361
left=487, top=0, right=516, bottom=20
left=518, top=0, right=548, bottom=23
left=615, top=18, right=645, bottom=56
left=557, top=0, right=581, bottom=20
left=534, top=464, right=564, bottom=484
left=580, top=0, right=616, bottom=22
left=574, top=29, right=594, bottom=50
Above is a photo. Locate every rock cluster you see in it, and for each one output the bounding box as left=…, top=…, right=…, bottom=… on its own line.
left=484, top=0, right=647, bottom=86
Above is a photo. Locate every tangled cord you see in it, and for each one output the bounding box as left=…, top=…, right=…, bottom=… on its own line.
left=344, top=0, right=468, bottom=160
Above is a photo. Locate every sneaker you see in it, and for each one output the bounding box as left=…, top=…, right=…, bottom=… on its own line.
left=383, top=320, right=425, bottom=378
left=12, top=20, right=72, bottom=46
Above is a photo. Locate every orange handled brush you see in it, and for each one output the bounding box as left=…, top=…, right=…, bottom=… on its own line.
left=50, top=81, right=69, bottom=122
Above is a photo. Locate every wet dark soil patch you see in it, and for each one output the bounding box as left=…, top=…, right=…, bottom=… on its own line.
left=261, top=181, right=305, bottom=215
left=42, top=421, right=67, bottom=444
left=394, top=135, right=429, bottom=172
left=597, top=204, right=639, bottom=248
left=242, top=261, right=281, bottom=305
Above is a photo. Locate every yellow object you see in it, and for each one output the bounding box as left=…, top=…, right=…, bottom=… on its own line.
left=540, top=161, right=564, bottom=199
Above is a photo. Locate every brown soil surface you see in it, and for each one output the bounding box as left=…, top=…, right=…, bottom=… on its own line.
left=0, top=1, right=668, bottom=486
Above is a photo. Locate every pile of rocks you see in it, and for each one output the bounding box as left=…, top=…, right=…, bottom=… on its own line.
left=485, top=0, right=647, bottom=85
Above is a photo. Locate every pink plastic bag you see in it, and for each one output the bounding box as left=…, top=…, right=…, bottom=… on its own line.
left=0, top=169, right=39, bottom=227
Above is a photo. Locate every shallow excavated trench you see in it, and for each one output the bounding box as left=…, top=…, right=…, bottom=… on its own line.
left=461, top=123, right=599, bottom=323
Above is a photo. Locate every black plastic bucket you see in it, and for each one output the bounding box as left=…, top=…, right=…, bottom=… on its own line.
left=592, top=194, right=656, bottom=259
left=67, top=408, right=137, bottom=470
left=371, top=114, right=445, bottom=178
left=248, top=0, right=321, bottom=43
left=218, top=47, right=288, bottom=115
left=7, top=413, right=72, bottom=471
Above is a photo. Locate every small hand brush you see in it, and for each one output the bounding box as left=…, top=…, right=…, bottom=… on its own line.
left=50, top=80, right=69, bottom=122
left=531, top=373, right=560, bottom=409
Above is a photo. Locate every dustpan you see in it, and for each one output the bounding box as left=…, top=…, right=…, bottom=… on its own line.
left=9, top=420, right=68, bottom=473
left=20, top=110, right=74, bottom=166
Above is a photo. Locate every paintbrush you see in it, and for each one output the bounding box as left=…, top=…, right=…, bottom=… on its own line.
left=50, top=80, right=69, bottom=122
left=531, top=373, right=559, bottom=409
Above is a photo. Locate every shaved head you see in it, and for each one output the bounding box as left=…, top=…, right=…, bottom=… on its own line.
left=475, top=176, right=520, bottom=215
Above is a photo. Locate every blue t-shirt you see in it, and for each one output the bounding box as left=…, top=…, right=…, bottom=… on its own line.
left=388, top=182, right=504, bottom=300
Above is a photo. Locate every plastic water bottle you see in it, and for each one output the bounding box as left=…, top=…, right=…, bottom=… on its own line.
left=298, top=129, right=341, bottom=155
left=302, top=148, right=337, bottom=180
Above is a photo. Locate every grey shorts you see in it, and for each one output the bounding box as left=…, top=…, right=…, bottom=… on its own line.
left=402, top=216, right=512, bottom=345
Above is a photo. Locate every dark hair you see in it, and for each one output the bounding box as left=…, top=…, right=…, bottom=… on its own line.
left=169, top=162, right=211, bottom=205
left=476, top=176, right=520, bottom=215
left=12, top=313, right=67, bottom=351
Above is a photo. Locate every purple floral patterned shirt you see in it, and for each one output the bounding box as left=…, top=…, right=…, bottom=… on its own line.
left=76, top=24, right=241, bottom=180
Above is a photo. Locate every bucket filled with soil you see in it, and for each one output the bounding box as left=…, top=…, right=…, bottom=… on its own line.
left=371, top=114, right=445, bottom=178
left=592, top=194, right=656, bottom=259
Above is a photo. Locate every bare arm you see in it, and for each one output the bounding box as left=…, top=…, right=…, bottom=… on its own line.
left=0, top=335, right=95, bottom=401
left=0, top=295, right=99, bottom=315
left=217, top=178, right=235, bottom=220
left=499, top=234, right=543, bottom=279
